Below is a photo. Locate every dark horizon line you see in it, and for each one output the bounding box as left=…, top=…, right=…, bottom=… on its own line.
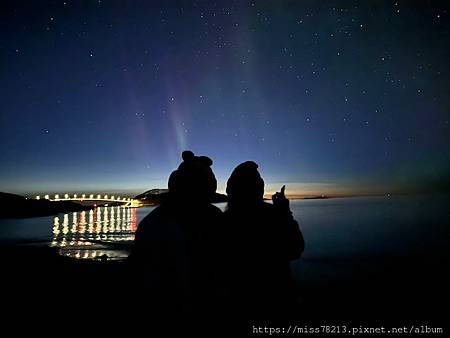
left=3, top=189, right=449, bottom=201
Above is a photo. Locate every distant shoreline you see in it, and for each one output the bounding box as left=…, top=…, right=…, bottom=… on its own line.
left=0, top=192, right=93, bottom=220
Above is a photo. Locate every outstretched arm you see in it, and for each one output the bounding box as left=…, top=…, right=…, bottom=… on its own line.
left=272, top=185, right=305, bottom=260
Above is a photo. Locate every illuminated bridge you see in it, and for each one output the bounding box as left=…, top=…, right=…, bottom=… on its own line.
left=34, top=194, right=139, bottom=207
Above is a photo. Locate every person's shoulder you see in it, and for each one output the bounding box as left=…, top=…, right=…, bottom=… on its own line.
left=261, top=201, right=275, bottom=211
left=260, top=202, right=283, bottom=219
left=143, top=204, right=164, bottom=217
left=137, top=205, right=166, bottom=227
left=135, top=204, right=175, bottom=239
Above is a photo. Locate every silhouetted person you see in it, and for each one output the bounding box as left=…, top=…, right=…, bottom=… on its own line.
left=128, top=151, right=222, bottom=319
left=223, top=161, right=304, bottom=318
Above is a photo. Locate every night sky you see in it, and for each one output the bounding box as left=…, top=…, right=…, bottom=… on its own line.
left=1, top=1, right=449, bottom=197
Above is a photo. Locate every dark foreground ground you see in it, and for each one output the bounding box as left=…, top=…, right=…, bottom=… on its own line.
left=0, top=245, right=448, bottom=335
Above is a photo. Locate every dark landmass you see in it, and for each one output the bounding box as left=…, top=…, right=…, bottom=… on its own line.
left=0, top=192, right=90, bottom=219
left=302, top=195, right=329, bottom=199
left=135, top=188, right=228, bottom=204
left=263, top=195, right=329, bottom=201
left=134, top=188, right=169, bottom=202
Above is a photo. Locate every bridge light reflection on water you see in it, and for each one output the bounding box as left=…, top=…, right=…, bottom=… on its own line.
left=51, top=206, right=137, bottom=260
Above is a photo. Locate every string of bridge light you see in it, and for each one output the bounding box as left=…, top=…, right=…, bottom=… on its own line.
left=35, top=194, right=133, bottom=202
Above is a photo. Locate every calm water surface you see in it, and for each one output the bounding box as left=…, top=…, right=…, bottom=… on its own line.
left=0, top=195, right=449, bottom=271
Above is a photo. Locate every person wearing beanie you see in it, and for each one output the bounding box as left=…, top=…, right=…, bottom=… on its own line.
left=129, top=150, right=223, bottom=321
left=168, top=150, right=217, bottom=202
left=223, top=161, right=305, bottom=319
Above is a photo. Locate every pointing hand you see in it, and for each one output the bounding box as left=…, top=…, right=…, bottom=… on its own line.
left=272, top=185, right=290, bottom=211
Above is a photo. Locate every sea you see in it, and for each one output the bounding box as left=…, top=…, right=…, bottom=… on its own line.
left=0, top=194, right=449, bottom=281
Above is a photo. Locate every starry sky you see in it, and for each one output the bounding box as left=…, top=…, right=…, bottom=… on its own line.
left=1, top=0, right=449, bottom=197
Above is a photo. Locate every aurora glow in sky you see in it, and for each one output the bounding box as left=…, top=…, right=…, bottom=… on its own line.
left=1, top=1, right=449, bottom=196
